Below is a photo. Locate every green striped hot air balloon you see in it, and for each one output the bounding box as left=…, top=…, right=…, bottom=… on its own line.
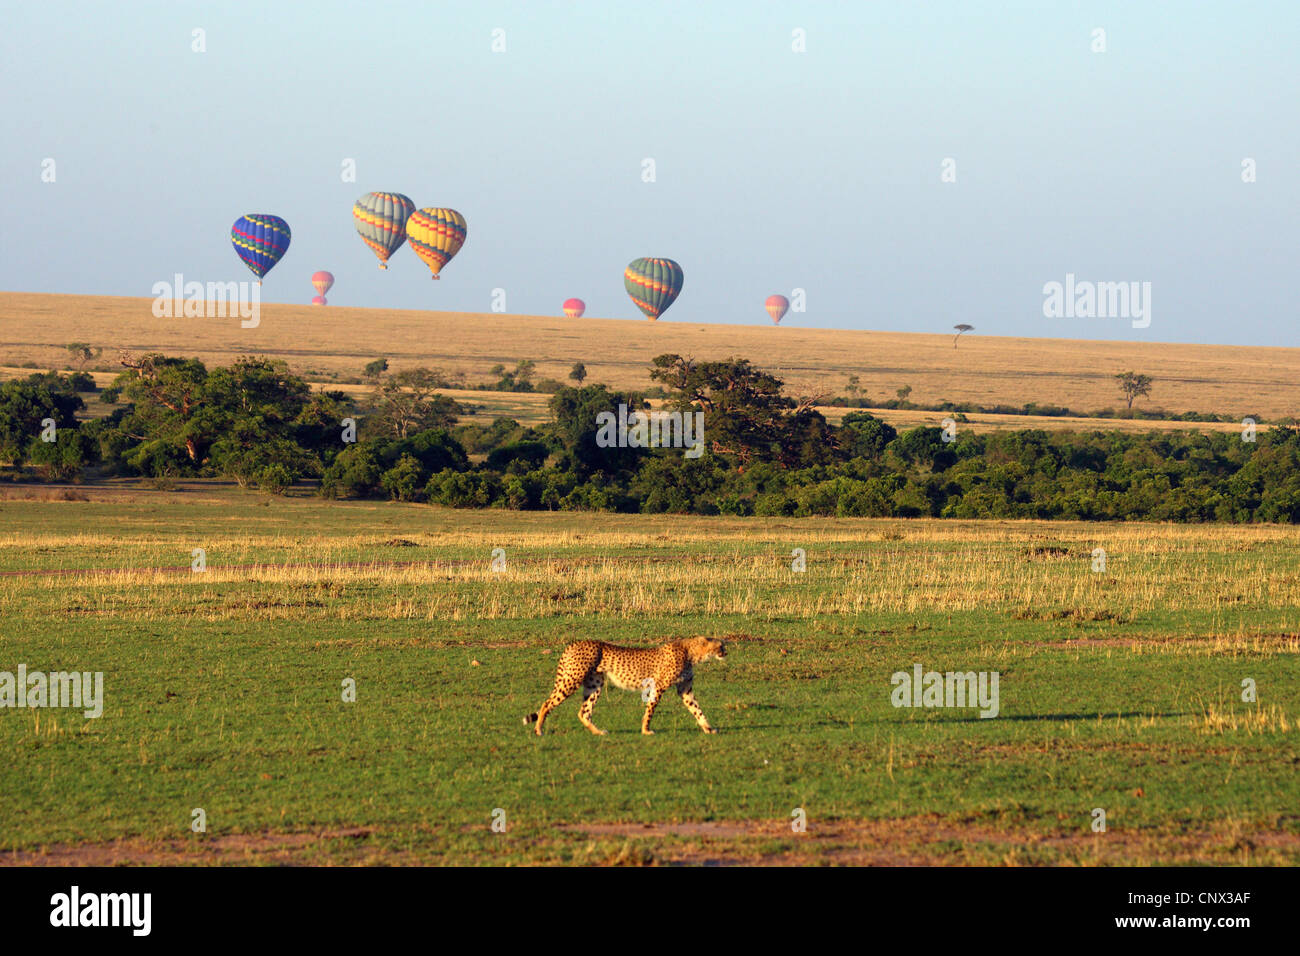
left=353, top=192, right=415, bottom=269
left=624, top=257, right=683, bottom=321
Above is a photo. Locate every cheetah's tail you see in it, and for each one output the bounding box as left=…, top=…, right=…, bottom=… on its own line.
left=523, top=712, right=539, bottom=725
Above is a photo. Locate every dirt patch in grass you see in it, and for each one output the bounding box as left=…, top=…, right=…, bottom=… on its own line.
left=558, top=816, right=1300, bottom=866
left=1012, top=608, right=1127, bottom=623
left=1, top=827, right=375, bottom=866
left=1020, top=545, right=1075, bottom=560
left=1032, top=636, right=1186, bottom=649
left=565, top=821, right=759, bottom=839
left=5, top=817, right=1296, bottom=866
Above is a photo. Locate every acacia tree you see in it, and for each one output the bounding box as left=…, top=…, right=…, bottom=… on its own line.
left=203, top=358, right=316, bottom=486
left=114, top=353, right=210, bottom=463
left=108, top=354, right=325, bottom=481
left=953, top=324, right=974, bottom=348
left=66, top=343, right=102, bottom=370
left=649, top=353, right=833, bottom=469
left=548, top=383, right=646, bottom=478
left=367, top=368, right=461, bottom=438
left=1115, top=371, right=1153, bottom=409
left=489, top=360, right=536, bottom=391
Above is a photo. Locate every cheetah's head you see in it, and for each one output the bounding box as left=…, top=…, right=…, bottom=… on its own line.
left=687, top=637, right=727, bottom=663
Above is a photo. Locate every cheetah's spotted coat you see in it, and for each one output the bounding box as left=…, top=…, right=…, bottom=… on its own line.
left=524, top=637, right=727, bottom=735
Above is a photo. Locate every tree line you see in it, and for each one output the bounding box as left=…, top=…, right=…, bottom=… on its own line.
left=2, top=353, right=1298, bottom=523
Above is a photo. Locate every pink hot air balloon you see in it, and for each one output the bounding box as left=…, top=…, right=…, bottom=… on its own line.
left=312, top=271, right=335, bottom=296
left=563, top=298, right=586, bottom=318
left=765, top=294, right=789, bottom=325
left=311, top=295, right=327, bottom=306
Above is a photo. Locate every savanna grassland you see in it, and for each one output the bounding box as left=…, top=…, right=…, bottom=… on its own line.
left=1, top=487, right=1297, bottom=865
left=3, top=292, right=1299, bottom=423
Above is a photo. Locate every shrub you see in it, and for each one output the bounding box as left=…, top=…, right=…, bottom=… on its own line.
left=485, top=440, right=549, bottom=473
left=27, top=428, right=98, bottom=482
left=320, top=444, right=383, bottom=498
left=381, top=453, right=426, bottom=501
left=425, top=469, right=503, bottom=508
left=259, top=464, right=293, bottom=495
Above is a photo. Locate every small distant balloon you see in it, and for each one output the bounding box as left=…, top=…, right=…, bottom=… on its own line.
left=311, top=295, right=327, bottom=306
left=624, top=258, right=683, bottom=321
left=563, top=298, right=586, bottom=318
left=353, top=192, right=415, bottom=269
left=406, top=208, right=467, bottom=279
left=231, top=215, right=291, bottom=282
left=765, top=294, right=789, bottom=325
left=312, top=271, right=334, bottom=296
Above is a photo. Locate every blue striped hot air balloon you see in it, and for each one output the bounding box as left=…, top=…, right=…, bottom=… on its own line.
left=231, top=215, right=291, bottom=282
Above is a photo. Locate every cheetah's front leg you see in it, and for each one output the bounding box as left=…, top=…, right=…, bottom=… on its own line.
left=677, top=680, right=717, bottom=734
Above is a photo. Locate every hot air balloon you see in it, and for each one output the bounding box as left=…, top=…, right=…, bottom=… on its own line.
left=311, top=295, right=327, bottom=306
left=353, top=192, right=415, bottom=269
left=231, top=215, right=291, bottom=283
left=312, top=271, right=334, bottom=296
left=624, top=258, right=683, bottom=321
left=563, top=298, right=586, bottom=318
left=405, top=208, right=467, bottom=279
left=765, top=294, right=789, bottom=325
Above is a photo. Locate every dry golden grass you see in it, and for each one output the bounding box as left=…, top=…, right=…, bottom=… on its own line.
left=1196, top=702, right=1292, bottom=735
left=6, top=513, right=1300, bottom=634
left=3, top=292, right=1298, bottom=420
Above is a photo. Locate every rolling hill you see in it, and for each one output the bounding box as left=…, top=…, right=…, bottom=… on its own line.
left=1, top=292, right=1295, bottom=422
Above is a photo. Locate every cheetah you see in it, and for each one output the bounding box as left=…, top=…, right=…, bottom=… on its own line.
left=524, top=637, right=727, bottom=736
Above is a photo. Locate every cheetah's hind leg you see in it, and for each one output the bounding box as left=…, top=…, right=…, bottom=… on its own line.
left=527, top=643, right=602, bottom=735
left=640, top=684, right=665, bottom=735
left=526, top=673, right=583, bottom=736
left=578, top=674, right=607, bottom=735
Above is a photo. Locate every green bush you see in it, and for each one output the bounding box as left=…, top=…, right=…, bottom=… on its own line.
left=27, top=428, right=98, bottom=482
left=259, top=464, right=293, bottom=495
left=381, top=454, right=426, bottom=501
left=320, top=444, right=383, bottom=498
left=425, top=470, right=503, bottom=508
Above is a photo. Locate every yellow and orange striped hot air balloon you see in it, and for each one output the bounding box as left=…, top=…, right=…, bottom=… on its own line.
left=405, top=208, right=467, bottom=279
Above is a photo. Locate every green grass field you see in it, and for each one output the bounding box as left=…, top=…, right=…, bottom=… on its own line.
left=1, top=487, right=1297, bottom=865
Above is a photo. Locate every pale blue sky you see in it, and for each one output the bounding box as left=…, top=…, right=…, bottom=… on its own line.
left=2, top=1, right=1296, bottom=345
